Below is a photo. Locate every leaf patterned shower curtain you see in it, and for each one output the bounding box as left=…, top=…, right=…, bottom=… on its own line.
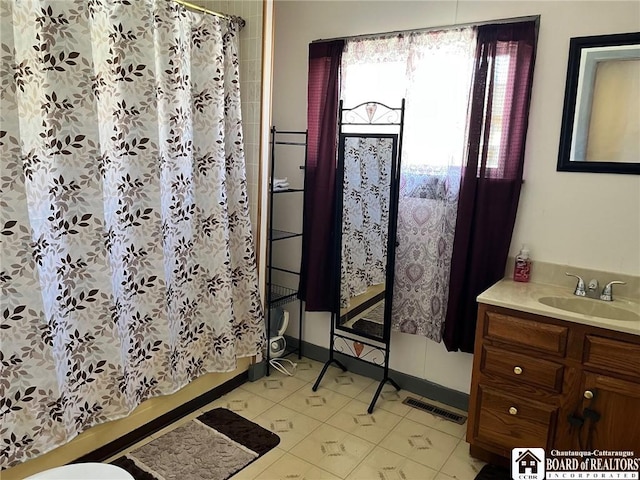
left=0, top=0, right=264, bottom=468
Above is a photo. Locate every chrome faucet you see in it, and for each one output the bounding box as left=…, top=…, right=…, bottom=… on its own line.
left=566, top=273, right=586, bottom=296
left=566, top=273, right=626, bottom=301
left=600, top=281, right=626, bottom=302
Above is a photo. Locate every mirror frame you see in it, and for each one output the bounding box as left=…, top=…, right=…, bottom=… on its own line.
left=557, top=32, right=640, bottom=175
left=334, top=132, right=400, bottom=344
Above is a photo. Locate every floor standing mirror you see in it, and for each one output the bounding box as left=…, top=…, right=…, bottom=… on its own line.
left=313, top=100, right=405, bottom=413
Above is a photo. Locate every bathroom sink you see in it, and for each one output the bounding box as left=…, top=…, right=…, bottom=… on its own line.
left=538, top=296, right=640, bottom=322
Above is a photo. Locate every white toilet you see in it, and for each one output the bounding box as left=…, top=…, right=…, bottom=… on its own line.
left=23, top=462, right=134, bottom=479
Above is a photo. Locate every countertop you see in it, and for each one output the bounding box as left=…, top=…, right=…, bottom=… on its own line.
left=477, top=279, right=640, bottom=336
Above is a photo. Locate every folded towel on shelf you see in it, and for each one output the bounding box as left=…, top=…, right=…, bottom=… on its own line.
left=272, top=177, right=290, bottom=191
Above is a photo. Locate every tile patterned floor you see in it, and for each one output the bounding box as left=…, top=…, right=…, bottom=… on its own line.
left=106, top=356, right=485, bottom=480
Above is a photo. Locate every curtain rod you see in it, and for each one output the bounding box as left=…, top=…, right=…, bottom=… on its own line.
left=312, top=14, right=540, bottom=43
left=172, top=0, right=245, bottom=27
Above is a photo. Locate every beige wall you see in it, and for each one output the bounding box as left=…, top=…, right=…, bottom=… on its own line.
left=272, top=0, right=640, bottom=394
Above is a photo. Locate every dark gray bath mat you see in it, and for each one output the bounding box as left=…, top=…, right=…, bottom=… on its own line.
left=111, top=408, right=279, bottom=480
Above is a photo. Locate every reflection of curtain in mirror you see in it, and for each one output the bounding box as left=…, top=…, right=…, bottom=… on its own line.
left=340, top=137, right=392, bottom=307
left=341, top=28, right=476, bottom=340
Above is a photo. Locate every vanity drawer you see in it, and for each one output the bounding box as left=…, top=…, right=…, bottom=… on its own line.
left=472, top=385, right=557, bottom=451
left=481, top=345, right=564, bottom=393
left=584, top=335, right=640, bottom=379
left=484, top=312, right=568, bottom=356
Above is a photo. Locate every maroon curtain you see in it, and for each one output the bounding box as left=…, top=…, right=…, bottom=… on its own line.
left=443, top=21, right=538, bottom=352
left=298, top=40, right=344, bottom=311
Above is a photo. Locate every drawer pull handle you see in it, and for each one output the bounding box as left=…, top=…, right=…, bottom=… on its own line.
left=584, top=390, right=594, bottom=399
left=509, top=406, right=518, bottom=415
left=513, top=366, right=523, bottom=375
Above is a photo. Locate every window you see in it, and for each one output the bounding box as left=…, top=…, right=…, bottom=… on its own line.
left=341, top=29, right=476, bottom=173
left=482, top=52, right=511, bottom=169
left=341, top=29, right=522, bottom=174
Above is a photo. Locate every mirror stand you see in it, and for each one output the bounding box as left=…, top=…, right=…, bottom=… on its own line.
left=311, top=313, right=348, bottom=386
left=313, top=100, right=405, bottom=413
left=312, top=312, right=401, bottom=413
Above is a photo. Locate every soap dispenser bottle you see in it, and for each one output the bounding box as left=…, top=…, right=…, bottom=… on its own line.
left=513, top=245, right=531, bottom=283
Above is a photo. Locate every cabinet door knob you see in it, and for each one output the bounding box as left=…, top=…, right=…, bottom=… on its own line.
left=513, top=366, right=523, bottom=375
left=584, top=390, right=594, bottom=399
left=509, top=406, right=518, bottom=415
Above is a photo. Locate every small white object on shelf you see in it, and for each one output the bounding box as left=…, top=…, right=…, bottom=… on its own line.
left=272, top=177, right=290, bottom=191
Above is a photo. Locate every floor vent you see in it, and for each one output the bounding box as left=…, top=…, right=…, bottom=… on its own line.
left=402, top=397, right=467, bottom=424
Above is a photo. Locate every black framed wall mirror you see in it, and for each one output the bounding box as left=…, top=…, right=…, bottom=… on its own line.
left=557, top=32, right=640, bottom=175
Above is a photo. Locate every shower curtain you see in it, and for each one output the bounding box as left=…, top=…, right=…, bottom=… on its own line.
left=0, top=0, right=263, bottom=469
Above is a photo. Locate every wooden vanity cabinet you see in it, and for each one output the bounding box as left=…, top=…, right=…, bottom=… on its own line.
left=467, top=303, right=640, bottom=463
left=578, top=372, right=640, bottom=451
